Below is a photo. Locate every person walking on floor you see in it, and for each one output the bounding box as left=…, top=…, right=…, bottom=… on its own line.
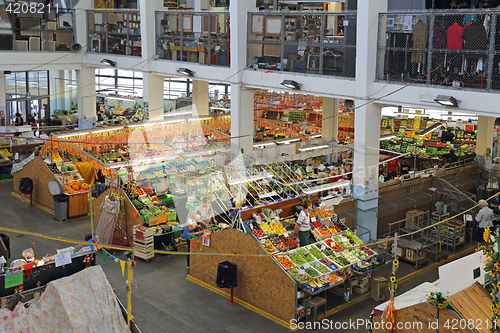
left=181, top=209, right=206, bottom=270
left=294, top=199, right=313, bottom=247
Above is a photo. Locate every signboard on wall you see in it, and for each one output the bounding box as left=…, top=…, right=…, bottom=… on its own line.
left=439, top=251, right=486, bottom=296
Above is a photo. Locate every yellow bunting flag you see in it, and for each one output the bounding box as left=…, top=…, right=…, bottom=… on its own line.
left=120, top=260, right=126, bottom=276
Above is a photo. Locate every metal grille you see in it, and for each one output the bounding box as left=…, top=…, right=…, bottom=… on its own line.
left=378, top=10, right=500, bottom=92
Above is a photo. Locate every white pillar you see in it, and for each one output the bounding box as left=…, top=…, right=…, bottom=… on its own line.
left=76, top=67, right=96, bottom=129
left=143, top=74, right=164, bottom=121
left=0, top=72, right=6, bottom=123
left=230, top=0, right=256, bottom=157
left=321, top=97, right=338, bottom=142
left=74, top=0, right=92, bottom=48
left=230, top=85, right=254, bottom=156
left=192, top=80, right=209, bottom=117
left=139, top=0, right=165, bottom=121
left=476, top=116, right=495, bottom=157
left=352, top=0, right=387, bottom=242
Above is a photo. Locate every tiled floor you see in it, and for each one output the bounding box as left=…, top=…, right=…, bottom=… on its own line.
left=0, top=180, right=465, bottom=332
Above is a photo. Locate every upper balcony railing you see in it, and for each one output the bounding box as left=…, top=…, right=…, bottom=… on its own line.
left=377, top=10, right=500, bottom=91
left=156, top=11, right=230, bottom=67
left=0, top=5, right=75, bottom=51
left=247, top=11, right=357, bottom=77
left=87, top=10, right=141, bottom=57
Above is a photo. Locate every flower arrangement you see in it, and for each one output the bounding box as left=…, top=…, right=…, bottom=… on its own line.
left=481, top=225, right=500, bottom=332
left=427, top=291, right=450, bottom=309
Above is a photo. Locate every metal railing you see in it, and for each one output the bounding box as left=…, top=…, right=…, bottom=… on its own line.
left=156, top=11, right=230, bottom=67
left=377, top=10, right=500, bottom=92
left=0, top=6, right=75, bottom=51
left=87, top=10, right=141, bottom=57
left=247, top=11, right=357, bottom=77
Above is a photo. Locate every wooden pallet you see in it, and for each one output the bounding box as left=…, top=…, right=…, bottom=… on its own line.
left=449, top=282, right=492, bottom=333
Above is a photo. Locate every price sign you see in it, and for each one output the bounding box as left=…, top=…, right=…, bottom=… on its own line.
left=260, top=239, right=266, bottom=245
left=298, top=269, right=305, bottom=275
left=304, top=263, right=310, bottom=269
left=55, top=251, right=72, bottom=267
left=315, top=262, right=321, bottom=268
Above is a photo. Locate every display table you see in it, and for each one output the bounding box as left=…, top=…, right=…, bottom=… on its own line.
left=66, top=190, right=89, bottom=218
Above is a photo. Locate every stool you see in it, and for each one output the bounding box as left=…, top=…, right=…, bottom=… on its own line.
left=20, top=191, right=33, bottom=206
left=306, top=296, right=327, bottom=322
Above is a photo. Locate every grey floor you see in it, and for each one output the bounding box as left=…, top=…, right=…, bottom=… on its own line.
left=0, top=180, right=447, bottom=332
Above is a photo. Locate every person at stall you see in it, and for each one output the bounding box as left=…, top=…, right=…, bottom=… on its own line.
left=441, top=127, right=455, bottom=143
left=294, top=199, right=313, bottom=247
left=383, top=156, right=400, bottom=180
left=442, top=148, right=459, bottom=163
left=197, top=196, right=216, bottom=227
left=181, top=209, right=206, bottom=270
left=70, top=111, right=79, bottom=127
left=14, top=113, right=23, bottom=126
left=60, top=111, right=70, bottom=127
left=97, top=112, right=104, bottom=122
left=476, top=200, right=494, bottom=246
left=491, top=157, right=500, bottom=172
left=26, top=114, right=38, bottom=136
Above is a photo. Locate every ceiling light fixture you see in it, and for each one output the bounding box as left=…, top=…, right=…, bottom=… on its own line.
left=176, top=68, right=195, bottom=76
left=67, top=84, right=77, bottom=88
left=253, top=142, right=275, bottom=148
left=298, top=144, right=329, bottom=152
left=106, top=96, right=136, bottom=102
left=434, top=95, right=459, bottom=107
left=101, top=59, right=117, bottom=67
left=280, top=80, right=301, bottom=90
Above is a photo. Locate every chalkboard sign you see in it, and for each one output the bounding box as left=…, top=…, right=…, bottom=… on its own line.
left=0, top=252, right=95, bottom=297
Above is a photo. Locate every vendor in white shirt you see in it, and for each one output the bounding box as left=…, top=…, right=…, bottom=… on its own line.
left=182, top=209, right=206, bottom=269
left=294, top=199, right=313, bottom=247
left=476, top=199, right=494, bottom=244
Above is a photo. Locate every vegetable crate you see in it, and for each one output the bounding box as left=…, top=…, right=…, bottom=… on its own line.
left=405, top=210, right=425, bottom=229
left=303, top=281, right=330, bottom=293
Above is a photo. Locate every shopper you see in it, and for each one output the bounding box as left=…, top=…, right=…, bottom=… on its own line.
left=181, top=210, right=206, bottom=269
left=294, top=199, right=313, bottom=247
left=383, top=156, right=400, bottom=180
left=476, top=199, right=494, bottom=245
left=442, top=148, right=459, bottom=163
left=70, top=111, right=79, bottom=127
left=14, top=113, right=23, bottom=126
left=491, top=157, right=500, bottom=172
left=197, top=196, right=216, bottom=227
left=60, top=111, right=70, bottom=127
left=26, top=114, right=38, bottom=135
left=441, top=127, right=455, bottom=143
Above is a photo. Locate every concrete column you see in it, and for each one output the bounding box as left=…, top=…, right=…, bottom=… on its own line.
left=321, top=97, right=338, bottom=142
left=476, top=116, right=495, bottom=157
left=143, top=73, right=164, bottom=121
left=192, top=80, right=209, bottom=117
left=352, top=0, right=387, bottom=242
left=230, top=84, right=254, bottom=156
left=229, top=0, right=256, bottom=157
left=0, top=72, right=6, bottom=122
left=76, top=67, right=96, bottom=129
left=139, top=0, right=163, bottom=61
left=74, top=0, right=92, bottom=47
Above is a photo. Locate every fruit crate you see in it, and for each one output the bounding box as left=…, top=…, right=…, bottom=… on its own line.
left=245, top=221, right=267, bottom=240
left=405, top=209, right=425, bottom=229
left=303, top=280, right=330, bottom=293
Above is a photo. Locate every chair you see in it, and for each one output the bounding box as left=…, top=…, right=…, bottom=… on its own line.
left=306, top=296, right=327, bottom=322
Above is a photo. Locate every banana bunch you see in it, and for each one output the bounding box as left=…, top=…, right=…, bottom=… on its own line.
left=306, top=277, right=326, bottom=288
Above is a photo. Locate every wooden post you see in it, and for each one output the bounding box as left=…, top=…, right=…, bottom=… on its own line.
left=127, top=260, right=132, bottom=328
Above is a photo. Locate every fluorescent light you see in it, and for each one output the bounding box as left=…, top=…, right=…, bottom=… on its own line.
left=434, top=95, right=459, bottom=107
left=228, top=173, right=273, bottom=186
left=106, top=96, right=135, bottom=102
left=127, top=119, right=185, bottom=128
left=418, top=122, right=443, bottom=136
left=164, top=110, right=193, bottom=117
left=91, top=126, right=124, bottom=134
left=253, top=142, right=275, bottom=148
left=298, top=144, right=329, bottom=152
left=58, top=131, right=90, bottom=139
left=380, top=134, right=397, bottom=141
left=302, top=180, right=351, bottom=195
left=281, top=80, right=301, bottom=90
left=67, top=84, right=77, bottom=88
left=177, top=68, right=195, bottom=76
left=277, top=137, right=301, bottom=144
left=309, top=134, right=322, bottom=139
left=101, top=59, right=117, bottom=67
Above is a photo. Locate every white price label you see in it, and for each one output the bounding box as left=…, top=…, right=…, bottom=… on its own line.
left=334, top=251, right=339, bottom=257
left=304, top=263, right=311, bottom=269
left=54, top=251, right=72, bottom=267
left=315, top=262, right=321, bottom=268
left=321, top=245, right=327, bottom=251
left=298, top=269, right=305, bottom=275
left=325, top=274, right=330, bottom=278
left=260, top=239, right=266, bottom=244
left=341, top=237, right=348, bottom=243
left=357, top=261, right=361, bottom=266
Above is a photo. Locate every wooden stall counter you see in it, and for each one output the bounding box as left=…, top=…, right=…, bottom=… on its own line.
left=65, top=190, right=89, bottom=218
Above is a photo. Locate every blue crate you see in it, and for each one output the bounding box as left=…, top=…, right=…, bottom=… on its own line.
left=303, top=281, right=330, bottom=293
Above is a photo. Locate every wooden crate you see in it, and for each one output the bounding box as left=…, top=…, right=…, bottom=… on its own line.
left=405, top=210, right=425, bottom=228
left=405, top=248, right=425, bottom=262
left=353, top=284, right=369, bottom=294
left=133, top=226, right=154, bottom=261
left=371, top=276, right=388, bottom=301
left=432, top=212, right=450, bottom=222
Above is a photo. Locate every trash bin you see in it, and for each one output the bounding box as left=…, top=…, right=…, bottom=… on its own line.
left=53, top=194, right=69, bottom=221
left=216, top=261, right=237, bottom=288
left=48, top=180, right=68, bottom=221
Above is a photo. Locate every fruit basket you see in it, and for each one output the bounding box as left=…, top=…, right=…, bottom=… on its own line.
left=306, top=244, right=325, bottom=260
left=270, top=235, right=298, bottom=252
left=274, top=255, right=296, bottom=270
left=312, top=261, right=332, bottom=275
left=287, top=250, right=308, bottom=266
left=294, top=248, right=316, bottom=263
left=319, top=257, right=341, bottom=271
left=303, top=278, right=329, bottom=293
left=246, top=221, right=267, bottom=240
left=262, top=238, right=279, bottom=254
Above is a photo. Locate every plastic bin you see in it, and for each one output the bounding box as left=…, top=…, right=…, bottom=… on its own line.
left=53, top=194, right=68, bottom=221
